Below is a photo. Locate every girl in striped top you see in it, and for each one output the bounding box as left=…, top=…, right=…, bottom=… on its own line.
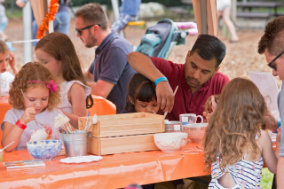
left=203, top=78, right=277, bottom=188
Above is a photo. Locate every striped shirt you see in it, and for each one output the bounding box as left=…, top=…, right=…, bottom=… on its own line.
left=209, top=155, right=263, bottom=189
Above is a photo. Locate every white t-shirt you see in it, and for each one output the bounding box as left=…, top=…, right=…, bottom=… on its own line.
left=2, top=108, right=65, bottom=150
left=59, top=80, right=91, bottom=114
left=0, top=71, right=14, bottom=96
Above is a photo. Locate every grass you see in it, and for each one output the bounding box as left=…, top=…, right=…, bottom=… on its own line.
left=6, top=9, right=22, bottom=19
left=260, top=168, right=274, bottom=189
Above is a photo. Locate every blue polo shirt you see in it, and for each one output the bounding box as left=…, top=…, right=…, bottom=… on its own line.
left=89, top=32, right=135, bottom=113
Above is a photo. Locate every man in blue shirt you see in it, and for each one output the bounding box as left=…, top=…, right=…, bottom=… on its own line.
left=75, top=3, right=135, bottom=113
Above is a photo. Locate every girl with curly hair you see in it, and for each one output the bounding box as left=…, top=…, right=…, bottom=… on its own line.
left=35, top=32, right=92, bottom=128
left=204, top=77, right=277, bottom=188
left=1, top=62, right=66, bottom=151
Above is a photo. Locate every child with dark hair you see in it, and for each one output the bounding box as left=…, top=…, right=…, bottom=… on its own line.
left=125, top=73, right=158, bottom=113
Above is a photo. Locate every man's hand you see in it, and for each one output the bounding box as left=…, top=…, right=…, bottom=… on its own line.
left=156, top=81, right=174, bottom=113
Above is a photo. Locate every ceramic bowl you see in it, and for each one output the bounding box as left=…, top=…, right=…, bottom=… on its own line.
left=182, top=123, right=208, bottom=143
left=154, top=132, right=188, bottom=152
left=27, top=140, right=62, bottom=160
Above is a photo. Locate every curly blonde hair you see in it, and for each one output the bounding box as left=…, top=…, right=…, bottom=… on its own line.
left=9, top=62, right=60, bottom=110
left=203, top=78, right=266, bottom=170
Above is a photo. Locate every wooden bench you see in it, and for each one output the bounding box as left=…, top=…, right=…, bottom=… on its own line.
left=237, top=2, right=284, bottom=19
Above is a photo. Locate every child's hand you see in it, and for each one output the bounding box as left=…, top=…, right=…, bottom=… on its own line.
left=8, top=53, right=17, bottom=75
left=20, top=107, right=36, bottom=124
left=44, top=125, right=52, bottom=139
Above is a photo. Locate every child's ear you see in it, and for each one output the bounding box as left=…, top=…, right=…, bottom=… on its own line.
left=128, top=96, right=134, bottom=104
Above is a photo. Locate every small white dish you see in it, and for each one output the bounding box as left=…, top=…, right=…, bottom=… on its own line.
left=60, top=155, right=103, bottom=164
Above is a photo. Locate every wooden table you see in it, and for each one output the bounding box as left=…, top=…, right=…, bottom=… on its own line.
left=0, top=143, right=209, bottom=189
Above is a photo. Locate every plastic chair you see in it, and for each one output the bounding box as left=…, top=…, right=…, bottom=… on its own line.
left=0, top=97, right=12, bottom=148
left=87, top=95, right=116, bottom=116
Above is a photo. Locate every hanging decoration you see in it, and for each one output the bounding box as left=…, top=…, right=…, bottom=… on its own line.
left=36, top=0, right=59, bottom=39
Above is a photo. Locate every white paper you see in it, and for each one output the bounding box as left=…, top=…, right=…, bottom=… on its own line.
left=249, top=71, right=279, bottom=118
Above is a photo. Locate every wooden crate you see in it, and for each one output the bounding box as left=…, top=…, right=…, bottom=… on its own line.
left=88, top=134, right=159, bottom=155
left=78, top=112, right=165, bottom=155
left=78, top=112, right=165, bottom=137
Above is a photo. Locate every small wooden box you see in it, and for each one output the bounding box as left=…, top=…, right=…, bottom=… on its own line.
left=88, top=134, right=159, bottom=155
left=78, top=112, right=165, bottom=137
left=78, top=112, right=165, bottom=155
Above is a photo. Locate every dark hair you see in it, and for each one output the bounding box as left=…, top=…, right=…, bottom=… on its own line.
left=191, top=34, right=226, bottom=67
left=35, top=32, right=93, bottom=108
left=75, top=3, right=108, bottom=30
left=258, top=16, right=284, bottom=55
left=125, top=73, right=156, bottom=112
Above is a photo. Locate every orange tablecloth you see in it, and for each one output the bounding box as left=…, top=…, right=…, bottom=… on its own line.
left=0, top=143, right=209, bottom=189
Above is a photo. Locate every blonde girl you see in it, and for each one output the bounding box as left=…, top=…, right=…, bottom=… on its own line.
left=35, top=32, right=92, bottom=128
left=204, top=78, right=277, bottom=188
left=1, top=62, right=65, bottom=151
left=0, top=40, right=16, bottom=95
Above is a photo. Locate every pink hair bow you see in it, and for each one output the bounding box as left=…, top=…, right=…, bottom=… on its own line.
left=46, top=80, right=58, bottom=93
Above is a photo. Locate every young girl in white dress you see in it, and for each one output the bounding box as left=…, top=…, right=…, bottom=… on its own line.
left=1, top=62, right=66, bottom=151
left=35, top=32, right=92, bottom=128
left=204, top=78, right=277, bottom=188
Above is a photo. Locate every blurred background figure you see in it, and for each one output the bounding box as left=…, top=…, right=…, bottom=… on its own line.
left=112, top=0, right=141, bottom=33
left=0, top=0, right=8, bottom=41
left=16, top=0, right=71, bottom=45
left=217, top=0, right=239, bottom=43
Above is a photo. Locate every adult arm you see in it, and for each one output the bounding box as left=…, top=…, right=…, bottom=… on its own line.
left=89, top=80, right=114, bottom=98
left=127, top=52, right=174, bottom=112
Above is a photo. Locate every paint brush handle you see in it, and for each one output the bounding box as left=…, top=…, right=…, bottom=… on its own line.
left=164, top=86, right=179, bottom=118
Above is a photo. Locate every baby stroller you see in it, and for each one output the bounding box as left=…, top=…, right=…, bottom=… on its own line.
left=136, top=18, right=198, bottom=59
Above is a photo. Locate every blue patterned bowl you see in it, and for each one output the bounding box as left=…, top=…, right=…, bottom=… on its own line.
left=27, top=140, right=62, bottom=160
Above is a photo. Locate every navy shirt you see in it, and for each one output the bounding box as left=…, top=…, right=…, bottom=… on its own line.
left=89, top=32, right=135, bottom=113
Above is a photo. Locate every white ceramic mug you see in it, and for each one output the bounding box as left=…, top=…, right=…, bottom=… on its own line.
left=179, top=113, right=203, bottom=125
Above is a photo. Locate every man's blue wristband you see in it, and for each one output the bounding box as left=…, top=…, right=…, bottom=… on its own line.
left=154, top=77, right=168, bottom=86
left=277, top=118, right=281, bottom=129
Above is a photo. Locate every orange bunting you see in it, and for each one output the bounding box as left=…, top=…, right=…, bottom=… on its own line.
left=36, top=0, right=59, bottom=39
